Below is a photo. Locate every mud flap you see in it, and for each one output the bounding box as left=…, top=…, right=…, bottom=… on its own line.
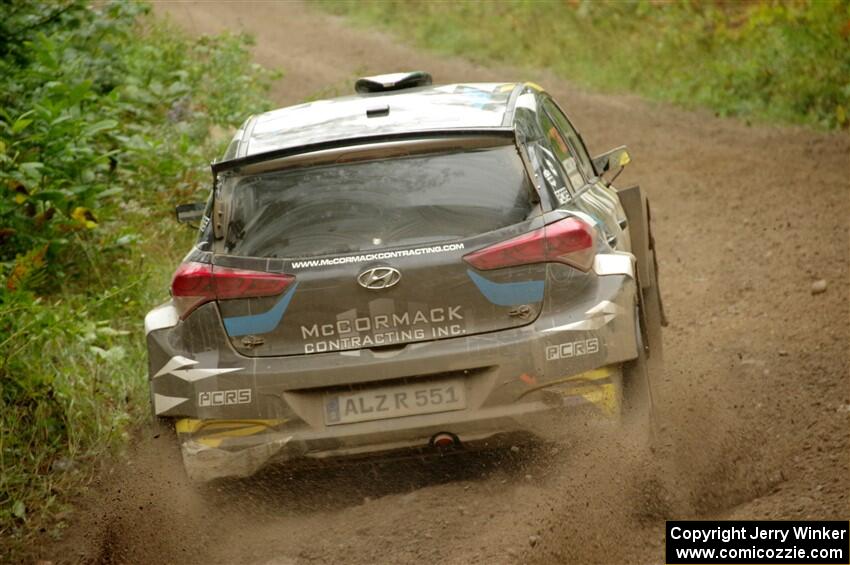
left=617, top=185, right=651, bottom=287
left=646, top=201, right=669, bottom=327
left=617, top=184, right=667, bottom=327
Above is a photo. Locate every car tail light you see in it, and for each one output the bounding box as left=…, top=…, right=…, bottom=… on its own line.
left=170, top=262, right=295, bottom=319
left=463, top=217, right=596, bottom=272
left=212, top=267, right=294, bottom=299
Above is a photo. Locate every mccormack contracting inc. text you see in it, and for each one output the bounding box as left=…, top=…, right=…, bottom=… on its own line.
left=666, top=520, right=849, bottom=564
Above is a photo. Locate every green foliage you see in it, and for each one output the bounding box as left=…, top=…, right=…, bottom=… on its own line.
left=0, top=0, right=276, bottom=546
left=319, top=0, right=850, bottom=129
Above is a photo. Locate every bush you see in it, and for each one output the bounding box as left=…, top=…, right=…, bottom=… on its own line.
left=0, top=0, right=276, bottom=545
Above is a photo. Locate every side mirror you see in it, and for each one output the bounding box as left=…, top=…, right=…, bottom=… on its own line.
left=592, top=146, right=631, bottom=175
left=175, top=202, right=205, bottom=224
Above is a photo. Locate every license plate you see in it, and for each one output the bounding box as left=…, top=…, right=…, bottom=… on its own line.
left=324, top=379, right=466, bottom=426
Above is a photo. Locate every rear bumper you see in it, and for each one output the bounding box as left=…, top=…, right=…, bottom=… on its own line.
left=146, top=256, right=639, bottom=480
left=178, top=373, right=621, bottom=482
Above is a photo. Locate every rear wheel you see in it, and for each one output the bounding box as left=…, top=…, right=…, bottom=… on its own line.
left=150, top=416, right=183, bottom=462
left=153, top=416, right=174, bottom=434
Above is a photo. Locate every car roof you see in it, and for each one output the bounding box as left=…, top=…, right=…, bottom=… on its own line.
left=222, top=82, right=522, bottom=162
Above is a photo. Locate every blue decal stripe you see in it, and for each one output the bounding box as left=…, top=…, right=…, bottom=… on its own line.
left=466, top=270, right=544, bottom=306
left=223, top=282, right=299, bottom=337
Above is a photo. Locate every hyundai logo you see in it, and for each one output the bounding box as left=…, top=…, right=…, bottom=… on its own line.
left=357, top=266, right=401, bottom=290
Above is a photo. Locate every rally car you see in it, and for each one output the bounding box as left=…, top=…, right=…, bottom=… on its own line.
left=145, top=72, right=666, bottom=481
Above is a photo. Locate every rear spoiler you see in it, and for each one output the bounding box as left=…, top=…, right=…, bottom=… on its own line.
left=210, top=128, right=516, bottom=178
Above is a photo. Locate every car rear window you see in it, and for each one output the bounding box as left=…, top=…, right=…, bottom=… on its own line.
left=222, top=145, right=536, bottom=258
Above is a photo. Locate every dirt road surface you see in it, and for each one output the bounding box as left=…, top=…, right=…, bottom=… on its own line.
left=37, top=2, right=849, bottom=564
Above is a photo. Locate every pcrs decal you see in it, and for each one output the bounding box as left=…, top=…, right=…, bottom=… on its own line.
left=198, top=389, right=252, bottom=407
left=545, top=337, right=600, bottom=361
left=152, top=356, right=247, bottom=415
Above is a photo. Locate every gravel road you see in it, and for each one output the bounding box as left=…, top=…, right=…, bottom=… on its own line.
left=38, top=2, right=849, bottom=563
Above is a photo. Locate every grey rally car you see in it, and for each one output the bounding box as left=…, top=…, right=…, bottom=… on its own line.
left=146, top=72, right=666, bottom=481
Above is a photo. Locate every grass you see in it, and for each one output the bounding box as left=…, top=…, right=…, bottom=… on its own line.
left=318, top=0, right=850, bottom=130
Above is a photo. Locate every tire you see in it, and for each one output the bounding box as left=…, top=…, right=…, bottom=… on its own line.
left=151, top=415, right=176, bottom=441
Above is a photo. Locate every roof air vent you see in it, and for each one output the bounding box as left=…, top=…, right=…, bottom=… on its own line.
left=355, top=71, right=432, bottom=94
